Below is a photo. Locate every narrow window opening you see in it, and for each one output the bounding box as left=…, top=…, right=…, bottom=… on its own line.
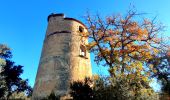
left=79, top=26, right=84, bottom=33
left=80, top=45, right=86, bottom=57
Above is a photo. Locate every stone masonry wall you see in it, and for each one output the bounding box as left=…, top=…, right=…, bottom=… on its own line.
left=32, top=14, right=92, bottom=99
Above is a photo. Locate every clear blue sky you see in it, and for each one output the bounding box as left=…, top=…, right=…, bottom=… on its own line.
left=0, top=0, right=170, bottom=91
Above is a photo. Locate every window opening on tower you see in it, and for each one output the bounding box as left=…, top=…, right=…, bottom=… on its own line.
left=79, top=26, right=84, bottom=33
left=80, top=45, right=86, bottom=57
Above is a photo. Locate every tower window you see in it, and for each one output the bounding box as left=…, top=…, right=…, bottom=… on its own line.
left=79, top=26, right=84, bottom=33
left=80, top=45, right=86, bottom=57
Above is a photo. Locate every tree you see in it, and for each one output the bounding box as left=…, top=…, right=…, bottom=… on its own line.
left=0, top=44, right=32, bottom=99
left=70, top=78, right=94, bottom=100
left=9, top=92, right=31, bottom=100
left=70, top=75, right=159, bottom=100
left=41, top=92, right=60, bottom=100
left=85, top=10, right=163, bottom=75
left=0, top=44, right=11, bottom=98
left=93, top=75, right=159, bottom=100
left=80, top=9, right=166, bottom=99
left=148, top=46, right=170, bottom=98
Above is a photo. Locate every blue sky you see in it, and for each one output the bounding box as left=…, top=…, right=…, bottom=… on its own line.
left=0, top=0, right=170, bottom=91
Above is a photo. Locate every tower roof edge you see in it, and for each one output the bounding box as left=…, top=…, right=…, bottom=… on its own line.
left=47, top=13, right=65, bottom=21
left=64, top=17, right=87, bottom=29
left=47, top=13, right=88, bottom=29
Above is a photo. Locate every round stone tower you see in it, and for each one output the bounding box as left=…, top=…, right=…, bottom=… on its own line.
left=32, top=13, right=92, bottom=99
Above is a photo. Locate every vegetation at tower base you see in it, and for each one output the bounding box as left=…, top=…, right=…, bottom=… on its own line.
left=40, top=92, right=60, bottom=100
left=73, top=9, right=170, bottom=99
left=0, top=44, right=32, bottom=99
left=70, top=75, right=159, bottom=100
left=70, top=77, right=94, bottom=100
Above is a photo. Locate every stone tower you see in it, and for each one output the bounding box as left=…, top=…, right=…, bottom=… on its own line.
left=32, top=13, right=92, bottom=99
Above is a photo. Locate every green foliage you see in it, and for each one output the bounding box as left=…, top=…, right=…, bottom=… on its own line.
left=0, top=44, right=11, bottom=98
left=2, top=60, right=32, bottom=97
left=70, top=78, right=94, bottom=100
left=0, top=44, right=32, bottom=99
left=70, top=76, right=159, bottom=100
left=93, top=75, right=159, bottom=100
left=148, top=48, right=170, bottom=95
left=9, top=92, right=30, bottom=100
left=41, top=92, right=60, bottom=100
left=0, top=44, right=12, bottom=59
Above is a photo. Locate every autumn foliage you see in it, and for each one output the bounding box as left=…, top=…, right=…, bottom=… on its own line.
left=75, top=10, right=170, bottom=99
left=83, top=10, right=165, bottom=79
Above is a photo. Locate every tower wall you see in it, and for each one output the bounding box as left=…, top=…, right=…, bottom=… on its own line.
left=32, top=14, right=92, bottom=99
left=70, top=21, right=92, bottom=81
